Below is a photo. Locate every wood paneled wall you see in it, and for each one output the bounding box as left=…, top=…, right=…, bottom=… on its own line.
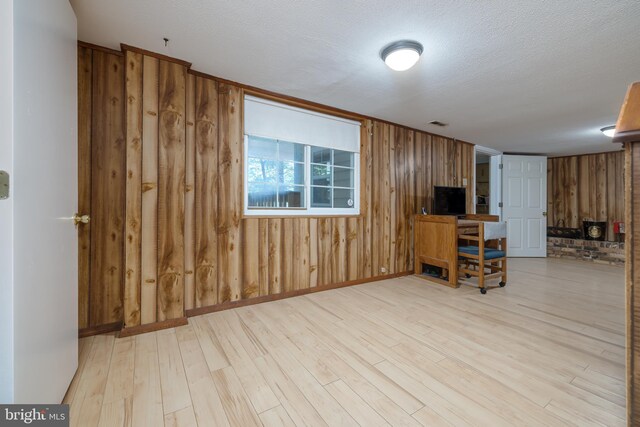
left=78, top=43, right=475, bottom=333
left=78, top=45, right=126, bottom=330
left=547, top=151, right=625, bottom=241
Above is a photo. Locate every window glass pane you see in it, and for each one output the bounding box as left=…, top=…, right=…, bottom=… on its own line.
left=248, top=183, right=278, bottom=208
left=311, top=164, right=331, bottom=186
left=311, top=146, right=331, bottom=164
left=333, top=188, right=355, bottom=208
left=333, top=150, right=353, bottom=167
left=279, top=141, right=304, bottom=162
left=278, top=185, right=305, bottom=208
left=248, top=136, right=278, bottom=160
left=247, top=158, right=278, bottom=183
left=279, top=161, right=305, bottom=185
left=247, top=135, right=359, bottom=213
left=333, top=166, right=354, bottom=188
left=311, top=187, right=331, bottom=207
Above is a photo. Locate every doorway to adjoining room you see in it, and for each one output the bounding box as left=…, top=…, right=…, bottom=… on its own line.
left=473, top=146, right=502, bottom=218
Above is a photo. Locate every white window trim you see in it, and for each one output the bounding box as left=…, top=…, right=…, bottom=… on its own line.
left=243, top=136, right=360, bottom=217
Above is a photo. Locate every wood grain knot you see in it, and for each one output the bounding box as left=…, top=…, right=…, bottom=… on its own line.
left=220, top=146, right=232, bottom=167
left=160, top=110, right=182, bottom=126
left=142, top=182, right=156, bottom=192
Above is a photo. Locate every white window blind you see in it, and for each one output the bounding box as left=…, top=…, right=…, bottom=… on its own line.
left=244, top=95, right=361, bottom=153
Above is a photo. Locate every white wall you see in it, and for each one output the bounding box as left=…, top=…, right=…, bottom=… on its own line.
left=0, top=0, right=15, bottom=404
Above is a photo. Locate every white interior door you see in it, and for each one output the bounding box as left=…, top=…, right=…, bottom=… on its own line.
left=502, top=155, right=547, bottom=257
left=0, top=0, right=15, bottom=403
left=13, top=0, right=78, bottom=403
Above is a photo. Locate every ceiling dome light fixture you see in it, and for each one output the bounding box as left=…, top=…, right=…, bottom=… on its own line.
left=601, top=125, right=616, bottom=138
left=381, top=40, right=423, bottom=71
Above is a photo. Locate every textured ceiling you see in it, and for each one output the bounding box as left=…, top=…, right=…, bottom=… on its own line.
left=70, top=0, right=640, bottom=156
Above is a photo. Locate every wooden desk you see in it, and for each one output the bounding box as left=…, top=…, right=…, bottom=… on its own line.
left=414, top=215, right=496, bottom=287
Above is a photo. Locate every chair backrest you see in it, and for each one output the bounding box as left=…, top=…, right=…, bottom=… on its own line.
left=483, top=221, right=507, bottom=241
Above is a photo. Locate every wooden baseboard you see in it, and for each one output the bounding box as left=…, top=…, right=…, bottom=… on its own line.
left=186, top=271, right=412, bottom=318
left=118, top=317, right=189, bottom=338
left=78, top=321, right=122, bottom=338
left=79, top=272, right=412, bottom=339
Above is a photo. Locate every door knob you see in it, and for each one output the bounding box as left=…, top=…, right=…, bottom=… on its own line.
left=542, top=211, right=548, bottom=217
left=73, top=213, right=90, bottom=227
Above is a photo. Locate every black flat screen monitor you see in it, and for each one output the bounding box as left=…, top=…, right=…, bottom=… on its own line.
left=433, top=186, right=466, bottom=216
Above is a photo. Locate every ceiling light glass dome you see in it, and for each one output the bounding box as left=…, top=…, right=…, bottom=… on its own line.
left=381, top=40, right=424, bottom=71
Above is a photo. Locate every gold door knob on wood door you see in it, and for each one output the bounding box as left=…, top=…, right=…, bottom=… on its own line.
left=73, top=213, right=90, bottom=227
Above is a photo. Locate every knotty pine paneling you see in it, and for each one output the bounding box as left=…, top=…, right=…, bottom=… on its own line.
left=124, top=50, right=143, bottom=327
left=359, top=120, right=374, bottom=279
left=157, top=60, right=187, bottom=321
left=184, top=73, right=196, bottom=311
left=193, top=76, right=219, bottom=308
left=89, top=49, right=125, bottom=327
left=77, top=45, right=92, bottom=330
left=140, top=56, right=159, bottom=325
left=548, top=151, right=624, bottom=241
left=79, top=44, right=476, bottom=332
left=217, top=83, right=243, bottom=303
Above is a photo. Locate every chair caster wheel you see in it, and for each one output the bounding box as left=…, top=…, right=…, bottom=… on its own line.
left=480, top=288, right=487, bottom=294
left=499, top=281, right=506, bottom=287
left=465, top=274, right=471, bottom=278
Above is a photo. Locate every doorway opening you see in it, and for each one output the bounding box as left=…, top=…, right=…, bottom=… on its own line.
left=474, top=146, right=502, bottom=218
left=475, top=153, right=491, bottom=214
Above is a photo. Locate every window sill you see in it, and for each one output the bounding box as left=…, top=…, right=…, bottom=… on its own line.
left=242, top=212, right=362, bottom=220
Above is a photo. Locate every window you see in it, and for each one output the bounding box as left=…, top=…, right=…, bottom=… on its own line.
left=245, top=136, right=359, bottom=215
left=246, top=137, right=305, bottom=209
left=243, top=95, right=361, bottom=216
left=310, top=147, right=356, bottom=209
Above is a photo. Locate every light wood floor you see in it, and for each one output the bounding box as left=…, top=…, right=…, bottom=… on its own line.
left=64, top=258, right=626, bottom=426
